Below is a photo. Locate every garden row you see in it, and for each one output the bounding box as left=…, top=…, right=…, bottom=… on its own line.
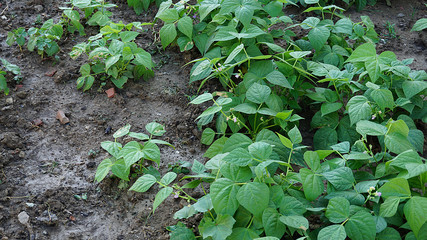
left=1, top=0, right=427, bottom=240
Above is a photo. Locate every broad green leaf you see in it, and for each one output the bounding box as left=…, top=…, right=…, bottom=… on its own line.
left=237, top=182, right=269, bottom=219
left=160, top=23, right=177, bottom=49
left=199, top=0, right=220, bottom=21
left=129, top=174, right=157, bottom=192
left=411, top=18, right=427, bottom=31
left=199, top=215, right=235, bottom=240
left=246, top=82, right=271, bottom=104
left=197, top=105, right=222, bottom=119
left=227, top=227, right=260, bottom=239
left=378, top=178, right=411, bottom=199
left=355, top=180, right=379, bottom=193
left=223, top=133, right=252, bottom=152
left=221, top=163, right=252, bottom=183
left=308, top=26, right=330, bottom=51
left=204, top=136, right=228, bottom=158
left=160, top=172, right=177, bottom=186
left=101, top=141, right=122, bottom=158
left=318, top=224, right=346, bottom=240
left=119, top=141, right=144, bottom=168
left=300, top=168, right=323, bottom=201
left=128, top=132, right=149, bottom=141
left=288, top=126, right=302, bottom=144
left=225, top=44, right=244, bottom=64
left=262, top=208, right=286, bottom=239
left=111, top=158, right=130, bottom=181
left=173, top=205, right=196, bottom=219
left=404, top=196, right=427, bottom=237
left=365, top=57, right=381, bottom=83
left=402, top=80, right=427, bottom=99
left=321, top=102, right=343, bottom=117
left=379, top=196, right=400, bottom=217
left=304, top=151, right=321, bottom=172
left=376, top=227, right=402, bottom=240
left=210, top=178, right=240, bottom=216
left=157, top=8, right=178, bottom=23
left=345, top=211, right=376, bottom=240
left=234, top=103, right=257, bottom=114
left=346, top=43, right=376, bottom=63
left=248, top=142, right=272, bottom=160
left=190, top=93, right=213, bottom=104
left=277, top=133, right=293, bottom=149
left=120, top=31, right=139, bottom=42
left=201, top=128, right=215, bottom=145
left=347, top=95, right=371, bottom=126
left=146, top=122, right=166, bottom=136
left=408, top=129, right=424, bottom=153
left=279, top=215, right=309, bottom=231
left=177, top=16, right=193, bottom=39
left=95, top=158, right=113, bottom=182
left=153, top=187, right=173, bottom=212
left=142, top=141, right=160, bottom=164
left=384, top=132, right=414, bottom=154
left=356, top=120, right=387, bottom=137
left=326, top=197, right=350, bottom=223
left=371, top=89, right=394, bottom=111
left=279, top=196, right=307, bottom=216
left=134, top=50, right=153, bottom=69
left=193, top=194, right=213, bottom=213
left=313, top=127, right=337, bottom=150
left=388, top=149, right=422, bottom=169
left=113, top=124, right=131, bottom=138
left=265, top=70, right=293, bottom=89
left=331, top=142, right=350, bottom=154
left=223, top=148, right=253, bottom=166
left=80, top=63, right=91, bottom=76
left=322, top=167, right=354, bottom=190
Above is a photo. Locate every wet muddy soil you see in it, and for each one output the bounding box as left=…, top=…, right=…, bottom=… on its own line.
left=0, top=0, right=426, bottom=239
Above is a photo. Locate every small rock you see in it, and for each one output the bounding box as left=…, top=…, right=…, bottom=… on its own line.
left=32, top=119, right=43, bottom=127
left=18, top=211, right=30, bottom=225
left=56, top=110, right=70, bottom=124
left=16, top=91, right=28, bottom=99
left=86, top=162, right=96, bottom=169
left=42, top=230, right=48, bottom=235
left=106, top=88, right=115, bottom=98
left=5, top=98, right=13, bottom=105
left=26, top=203, right=36, bottom=208
left=34, top=5, right=43, bottom=12
left=44, top=70, right=57, bottom=77
left=1, top=132, right=23, bottom=149
left=397, top=13, right=405, bottom=18
left=18, top=151, right=25, bottom=158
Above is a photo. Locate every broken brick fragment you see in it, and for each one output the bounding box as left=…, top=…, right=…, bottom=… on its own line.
left=106, top=88, right=115, bottom=98
left=56, top=110, right=70, bottom=124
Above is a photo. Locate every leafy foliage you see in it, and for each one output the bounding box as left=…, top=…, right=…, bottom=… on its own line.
left=0, top=58, right=22, bottom=95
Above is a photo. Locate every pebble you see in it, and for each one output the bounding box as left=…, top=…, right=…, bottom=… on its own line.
left=56, top=110, right=70, bottom=124
left=397, top=13, right=405, bottom=18
left=16, top=91, right=28, bottom=99
left=5, top=98, right=13, bottom=105
left=106, top=88, right=115, bottom=98
left=18, top=211, right=30, bottom=225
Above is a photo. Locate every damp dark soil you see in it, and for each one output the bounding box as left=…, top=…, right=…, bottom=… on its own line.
left=0, top=0, right=426, bottom=239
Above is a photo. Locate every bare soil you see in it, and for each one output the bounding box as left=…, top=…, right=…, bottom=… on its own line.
left=0, top=0, right=425, bottom=239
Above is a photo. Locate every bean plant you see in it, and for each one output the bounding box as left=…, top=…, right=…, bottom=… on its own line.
left=0, top=58, right=22, bottom=95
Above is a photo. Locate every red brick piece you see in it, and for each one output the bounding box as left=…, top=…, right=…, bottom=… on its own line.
left=106, top=88, right=115, bottom=98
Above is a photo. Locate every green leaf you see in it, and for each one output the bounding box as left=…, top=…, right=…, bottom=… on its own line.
left=288, top=126, right=302, bottom=144
left=101, top=141, right=122, bottom=158
left=128, top=132, right=149, bottom=141
left=304, top=151, right=321, bottom=172
left=308, top=26, right=330, bottom=51
left=279, top=215, right=309, bottom=231
left=321, top=102, right=343, bottom=117
left=210, top=178, right=240, bottom=216
left=248, top=142, right=272, bottom=160
left=356, top=120, right=387, bottom=137
left=354, top=180, right=379, bottom=193
left=204, top=136, right=228, bottom=158
left=365, top=57, right=381, bottom=83
left=120, top=31, right=139, bottom=42
left=313, top=127, right=337, bottom=150
left=237, top=182, right=269, bottom=219
left=300, top=168, right=323, bottom=201
left=223, top=133, right=252, bottom=152
left=120, top=141, right=144, bottom=168
left=160, top=23, right=177, bottom=49
left=153, top=186, right=173, bottom=212
left=146, top=122, right=166, bottom=136
left=199, top=215, right=235, bottom=240
left=404, top=196, right=427, bottom=237
left=326, top=197, right=350, bottom=223
left=223, top=148, right=253, bottom=166
left=113, top=124, right=131, bottom=138
left=388, top=149, right=421, bottom=169
left=221, top=163, right=252, bottom=183
left=201, top=128, right=215, bottom=145
left=265, top=70, right=293, bottom=89
left=262, top=208, right=286, bottom=239
left=177, top=16, right=193, bottom=39
left=402, top=80, right=427, bottom=99
left=346, top=43, right=376, bottom=63
left=193, top=194, right=213, bottom=213
left=228, top=227, right=260, bottom=240
left=169, top=222, right=196, bottom=240
left=157, top=8, right=179, bottom=23
left=129, top=174, right=157, bottom=192
left=277, top=133, right=293, bottom=149
left=246, top=82, right=271, bottom=104
left=322, top=167, right=354, bottom=190
left=234, top=103, right=257, bottom=114
left=111, top=158, right=130, bottom=181
left=225, top=44, right=244, bottom=64
left=95, top=158, right=113, bottom=182
left=384, top=132, right=414, bottom=154
left=345, top=211, right=376, bottom=240
left=80, top=63, right=91, bottom=76
left=411, top=18, right=427, bottom=31
left=142, top=141, right=160, bottom=164
left=197, top=105, right=222, bottom=119
left=199, top=0, right=220, bottom=21
left=376, top=227, right=402, bottom=240
left=190, top=93, right=213, bottom=104
left=378, top=178, right=411, bottom=199
left=371, top=89, right=394, bottom=111
left=379, top=196, right=400, bottom=217
left=347, top=95, right=371, bottom=126
left=160, top=172, right=177, bottom=186
left=318, top=225, right=346, bottom=240
left=134, top=50, right=153, bottom=69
